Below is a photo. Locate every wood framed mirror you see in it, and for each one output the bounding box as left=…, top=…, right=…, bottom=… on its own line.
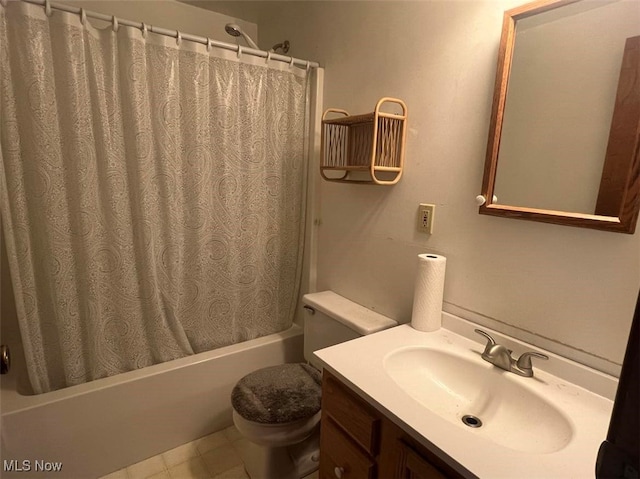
left=480, top=0, right=640, bottom=233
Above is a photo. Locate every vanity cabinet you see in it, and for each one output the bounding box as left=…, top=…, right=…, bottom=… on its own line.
left=320, top=370, right=466, bottom=479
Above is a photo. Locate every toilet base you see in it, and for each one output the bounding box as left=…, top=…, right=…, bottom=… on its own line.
left=239, top=428, right=320, bottom=479
left=290, top=427, right=320, bottom=477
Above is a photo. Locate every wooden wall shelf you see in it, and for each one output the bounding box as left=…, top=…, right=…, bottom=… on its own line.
left=320, top=98, right=408, bottom=185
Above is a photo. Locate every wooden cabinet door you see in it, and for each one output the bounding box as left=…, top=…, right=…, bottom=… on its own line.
left=320, top=417, right=376, bottom=479
left=398, top=442, right=448, bottom=479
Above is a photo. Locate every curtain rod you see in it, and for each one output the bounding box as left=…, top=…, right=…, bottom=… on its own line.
left=7, top=0, right=320, bottom=69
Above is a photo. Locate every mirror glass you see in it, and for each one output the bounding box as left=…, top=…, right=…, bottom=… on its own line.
left=481, top=0, right=640, bottom=233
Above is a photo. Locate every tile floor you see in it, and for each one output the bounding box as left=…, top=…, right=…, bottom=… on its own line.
left=99, top=425, right=320, bottom=479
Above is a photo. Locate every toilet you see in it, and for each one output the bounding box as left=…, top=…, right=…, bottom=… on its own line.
left=231, top=290, right=397, bottom=479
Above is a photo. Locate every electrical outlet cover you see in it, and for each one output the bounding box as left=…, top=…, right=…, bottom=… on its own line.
left=418, top=204, right=435, bottom=233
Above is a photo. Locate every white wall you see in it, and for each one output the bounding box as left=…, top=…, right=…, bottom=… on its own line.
left=65, top=0, right=257, bottom=45
left=198, top=0, right=640, bottom=374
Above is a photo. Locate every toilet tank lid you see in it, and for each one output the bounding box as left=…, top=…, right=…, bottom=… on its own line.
left=302, top=291, right=398, bottom=335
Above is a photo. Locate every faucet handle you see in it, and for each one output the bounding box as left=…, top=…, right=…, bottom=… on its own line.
left=474, top=329, right=496, bottom=355
left=516, top=351, right=549, bottom=375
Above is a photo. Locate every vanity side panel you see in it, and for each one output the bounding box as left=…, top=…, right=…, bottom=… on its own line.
left=321, top=371, right=380, bottom=455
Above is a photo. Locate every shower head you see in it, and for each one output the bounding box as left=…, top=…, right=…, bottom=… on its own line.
left=224, top=23, right=259, bottom=50
left=224, top=23, right=242, bottom=37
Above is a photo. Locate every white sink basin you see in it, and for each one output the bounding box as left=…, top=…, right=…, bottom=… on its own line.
left=383, top=347, right=573, bottom=453
left=314, top=319, right=615, bottom=479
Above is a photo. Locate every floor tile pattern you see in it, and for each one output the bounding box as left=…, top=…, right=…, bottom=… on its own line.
left=99, top=426, right=319, bottom=479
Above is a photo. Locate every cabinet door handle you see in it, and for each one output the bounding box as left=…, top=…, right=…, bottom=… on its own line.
left=334, top=466, right=345, bottom=478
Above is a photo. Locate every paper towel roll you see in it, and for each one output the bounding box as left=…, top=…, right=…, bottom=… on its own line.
left=411, top=254, right=446, bottom=332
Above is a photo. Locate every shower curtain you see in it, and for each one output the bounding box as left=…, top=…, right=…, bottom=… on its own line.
left=0, top=2, right=309, bottom=394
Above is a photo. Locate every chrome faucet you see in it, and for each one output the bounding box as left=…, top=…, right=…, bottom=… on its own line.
left=474, top=329, right=548, bottom=377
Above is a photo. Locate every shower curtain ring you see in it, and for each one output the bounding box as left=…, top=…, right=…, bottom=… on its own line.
left=44, top=0, right=52, bottom=17
left=176, top=31, right=182, bottom=46
left=237, top=45, right=243, bottom=58
left=80, top=8, right=87, bottom=26
left=306, top=60, right=310, bottom=72
left=289, top=56, right=295, bottom=68
left=207, top=38, right=212, bottom=52
left=141, top=22, right=148, bottom=39
left=112, top=16, right=119, bottom=32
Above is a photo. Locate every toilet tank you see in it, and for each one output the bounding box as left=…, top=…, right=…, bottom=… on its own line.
left=302, top=291, right=397, bottom=370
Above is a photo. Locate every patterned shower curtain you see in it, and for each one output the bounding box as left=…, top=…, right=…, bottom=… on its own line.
left=0, top=2, right=309, bottom=394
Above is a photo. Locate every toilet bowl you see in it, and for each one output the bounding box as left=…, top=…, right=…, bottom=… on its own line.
left=233, top=409, right=322, bottom=448
left=231, top=363, right=322, bottom=479
left=232, top=409, right=322, bottom=479
left=231, top=291, right=397, bottom=479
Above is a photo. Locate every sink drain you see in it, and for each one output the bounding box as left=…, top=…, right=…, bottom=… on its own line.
left=461, top=415, right=483, bottom=428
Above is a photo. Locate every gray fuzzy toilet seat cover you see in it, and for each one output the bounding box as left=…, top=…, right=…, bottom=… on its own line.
left=231, top=363, right=322, bottom=424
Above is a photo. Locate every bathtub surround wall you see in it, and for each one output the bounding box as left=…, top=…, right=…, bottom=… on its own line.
left=195, top=0, right=640, bottom=374
left=1, top=1, right=309, bottom=393
left=0, top=326, right=304, bottom=479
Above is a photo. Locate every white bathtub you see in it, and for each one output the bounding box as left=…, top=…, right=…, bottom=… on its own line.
left=0, top=325, right=304, bottom=479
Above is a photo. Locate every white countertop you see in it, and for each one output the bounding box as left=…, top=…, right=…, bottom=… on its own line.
left=314, top=313, right=616, bottom=479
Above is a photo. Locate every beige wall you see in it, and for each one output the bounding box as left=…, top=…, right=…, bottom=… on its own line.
left=199, top=0, right=640, bottom=374
left=65, top=0, right=257, bottom=44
